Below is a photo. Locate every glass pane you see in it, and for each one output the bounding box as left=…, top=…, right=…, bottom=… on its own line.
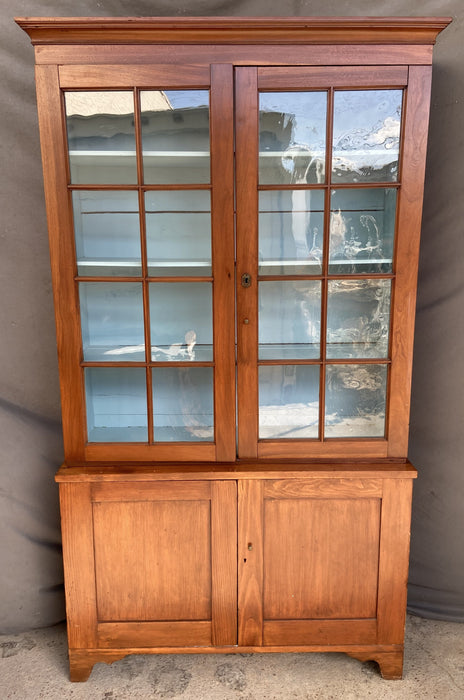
left=146, top=191, right=211, bottom=276
left=325, top=364, right=387, bottom=438
left=259, top=190, right=324, bottom=275
left=259, top=365, right=319, bottom=439
left=149, top=283, right=212, bottom=361
left=152, top=367, right=214, bottom=442
left=141, top=91, right=210, bottom=184
left=85, top=368, right=147, bottom=442
left=65, top=92, right=137, bottom=184
left=329, top=188, right=397, bottom=274
left=332, top=90, right=402, bottom=183
left=79, top=283, right=145, bottom=362
left=327, top=280, right=391, bottom=359
left=259, top=281, right=321, bottom=360
left=73, top=191, right=141, bottom=276
left=259, top=92, right=327, bottom=185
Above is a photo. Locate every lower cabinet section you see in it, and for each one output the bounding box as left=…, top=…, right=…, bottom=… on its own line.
left=56, top=466, right=415, bottom=682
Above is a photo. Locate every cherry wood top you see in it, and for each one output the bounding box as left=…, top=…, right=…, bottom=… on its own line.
left=55, top=460, right=417, bottom=482
left=16, top=16, right=451, bottom=46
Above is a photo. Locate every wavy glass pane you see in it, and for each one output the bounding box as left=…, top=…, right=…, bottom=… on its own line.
left=259, top=92, right=327, bottom=185
left=152, top=367, right=214, bottom=442
left=332, top=90, right=402, bottom=183
left=149, top=283, right=212, bottom=361
left=329, top=188, right=397, bottom=274
left=145, top=191, right=211, bottom=276
left=73, top=191, right=141, bottom=276
left=259, top=190, right=325, bottom=275
left=79, top=283, right=145, bottom=362
left=85, top=368, right=147, bottom=442
left=65, top=92, right=136, bottom=184
left=259, top=281, right=321, bottom=360
left=326, top=279, right=391, bottom=359
left=141, top=91, right=210, bottom=184
left=325, top=364, right=387, bottom=438
left=259, top=365, right=319, bottom=439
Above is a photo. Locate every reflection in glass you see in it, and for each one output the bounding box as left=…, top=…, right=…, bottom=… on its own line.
left=152, top=367, right=214, bottom=442
left=65, top=91, right=137, bottom=184
left=259, top=190, right=324, bottom=275
left=325, top=364, right=387, bottom=437
left=327, top=280, right=391, bottom=359
left=146, top=191, right=211, bottom=276
left=259, top=281, right=321, bottom=360
left=73, top=191, right=141, bottom=276
left=141, top=91, right=210, bottom=184
left=79, top=283, right=145, bottom=362
left=259, top=365, right=319, bottom=438
left=329, top=188, right=397, bottom=274
left=332, top=90, right=402, bottom=183
left=149, top=283, right=212, bottom=361
left=259, top=92, right=327, bottom=185
left=85, top=368, right=147, bottom=442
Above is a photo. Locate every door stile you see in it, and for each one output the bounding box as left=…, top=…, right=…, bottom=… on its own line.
left=211, top=480, right=238, bottom=645
left=235, top=67, right=259, bottom=458
left=238, top=479, right=264, bottom=646
left=210, top=64, right=237, bottom=462
left=36, top=64, right=86, bottom=462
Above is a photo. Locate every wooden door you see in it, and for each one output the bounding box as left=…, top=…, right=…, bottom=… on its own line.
left=59, top=479, right=237, bottom=650
left=238, top=477, right=413, bottom=647
left=35, top=62, right=236, bottom=464
left=235, top=65, right=433, bottom=461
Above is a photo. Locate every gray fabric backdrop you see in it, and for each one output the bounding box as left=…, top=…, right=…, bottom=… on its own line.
left=1, top=0, right=462, bottom=633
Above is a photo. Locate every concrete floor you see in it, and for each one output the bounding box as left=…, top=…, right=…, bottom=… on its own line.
left=1, top=615, right=463, bottom=699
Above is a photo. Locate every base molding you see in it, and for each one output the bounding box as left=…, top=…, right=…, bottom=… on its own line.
left=69, top=644, right=404, bottom=682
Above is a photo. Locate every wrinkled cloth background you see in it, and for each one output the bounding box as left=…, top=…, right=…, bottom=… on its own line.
left=1, top=0, right=462, bottom=633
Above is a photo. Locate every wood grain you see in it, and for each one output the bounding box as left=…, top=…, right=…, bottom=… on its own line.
left=263, top=620, right=377, bottom=646
left=263, top=497, right=380, bottom=620
left=59, top=483, right=97, bottom=649
left=35, top=65, right=86, bottom=462
left=258, top=66, right=408, bottom=89
left=263, top=478, right=382, bottom=498
left=59, top=64, right=210, bottom=88
left=91, top=480, right=211, bottom=502
left=377, top=479, right=413, bottom=644
left=211, top=481, right=238, bottom=645
left=210, top=63, right=236, bottom=462
left=238, top=480, right=263, bottom=646
left=93, top=499, right=211, bottom=622
left=388, top=66, right=433, bottom=457
left=98, top=621, right=212, bottom=648
left=235, top=67, right=259, bottom=458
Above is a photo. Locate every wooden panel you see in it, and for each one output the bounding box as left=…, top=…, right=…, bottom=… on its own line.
left=377, top=479, right=413, bottom=644
left=59, top=64, right=210, bottom=88
left=211, top=481, right=237, bottom=645
left=235, top=67, right=259, bottom=459
left=258, top=66, right=408, bottom=89
left=388, top=66, right=433, bottom=457
left=91, top=480, right=211, bottom=502
left=238, top=480, right=263, bottom=646
left=35, top=65, right=85, bottom=462
left=258, top=440, right=388, bottom=460
left=263, top=620, right=377, bottom=646
left=56, top=461, right=417, bottom=482
left=59, top=483, right=97, bottom=649
left=98, top=621, right=211, bottom=648
left=264, top=478, right=382, bottom=498
left=84, top=443, right=216, bottom=462
left=263, top=497, right=380, bottom=619
left=34, top=44, right=434, bottom=67
left=17, top=16, right=451, bottom=46
left=93, top=499, right=211, bottom=621
left=210, top=64, right=236, bottom=462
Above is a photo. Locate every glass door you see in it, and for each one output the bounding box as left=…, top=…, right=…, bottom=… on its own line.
left=236, top=66, right=409, bottom=459
left=63, top=65, right=235, bottom=461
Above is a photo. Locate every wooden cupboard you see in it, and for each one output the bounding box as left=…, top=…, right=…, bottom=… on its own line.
left=16, top=16, right=450, bottom=681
